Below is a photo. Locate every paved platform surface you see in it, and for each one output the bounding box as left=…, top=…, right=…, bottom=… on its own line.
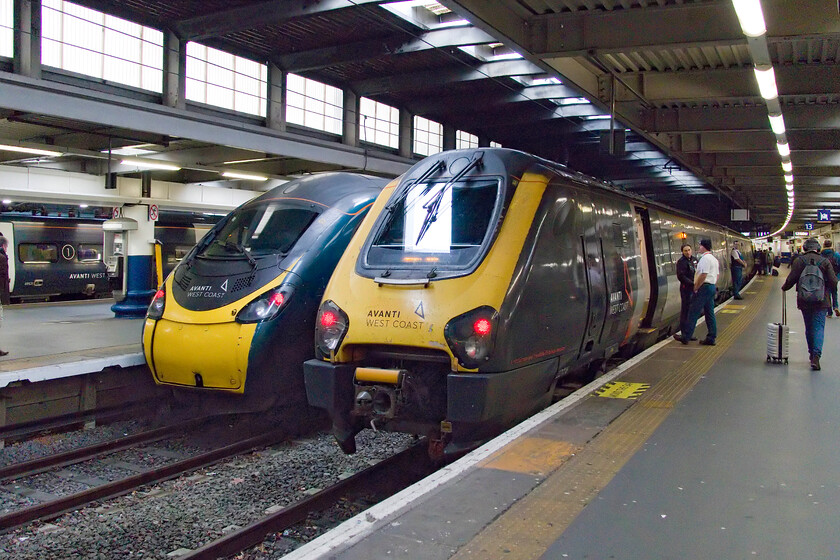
left=0, top=300, right=144, bottom=387
left=287, top=270, right=840, bottom=559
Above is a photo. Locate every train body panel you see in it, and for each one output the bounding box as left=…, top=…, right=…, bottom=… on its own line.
left=142, top=172, right=387, bottom=412
left=304, top=148, right=754, bottom=456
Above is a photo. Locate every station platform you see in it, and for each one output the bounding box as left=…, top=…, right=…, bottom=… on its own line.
left=0, top=300, right=144, bottom=388
left=288, top=270, right=840, bottom=559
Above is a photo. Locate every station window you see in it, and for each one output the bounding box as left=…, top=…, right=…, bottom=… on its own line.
left=77, top=244, right=102, bottom=262
left=41, top=0, right=163, bottom=92
left=414, top=116, right=443, bottom=156
left=286, top=74, right=343, bottom=135
left=360, top=98, right=399, bottom=149
left=185, top=42, right=267, bottom=117
left=19, top=243, right=59, bottom=263
left=456, top=130, right=478, bottom=149
left=490, top=141, right=503, bottom=148
left=0, top=0, right=11, bottom=58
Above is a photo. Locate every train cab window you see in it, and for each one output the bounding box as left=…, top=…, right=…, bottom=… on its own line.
left=198, top=203, right=319, bottom=259
left=77, top=244, right=103, bottom=262
left=19, top=243, right=59, bottom=263
left=366, top=178, right=500, bottom=270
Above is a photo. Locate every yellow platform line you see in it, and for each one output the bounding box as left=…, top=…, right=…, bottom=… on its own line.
left=451, top=278, right=773, bottom=560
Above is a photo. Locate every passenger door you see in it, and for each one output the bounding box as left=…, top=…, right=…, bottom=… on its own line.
left=577, top=192, right=608, bottom=358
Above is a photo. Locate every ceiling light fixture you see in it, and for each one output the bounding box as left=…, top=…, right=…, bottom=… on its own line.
left=753, top=66, right=778, bottom=100
left=222, top=171, right=268, bottom=181
left=781, top=161, right=792, bottom=172
left=120, top=158, right=181, bottom=171
left=732, top=0, right=767, bottom=37
left=777, top=142, right=790, bottom=157
left=0, top=144, right=64, bottom=157
left=768, top=114, right=785, bottom=135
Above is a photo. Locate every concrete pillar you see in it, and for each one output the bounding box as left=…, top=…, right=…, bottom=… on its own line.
left=443, top=124, right=456, bottom=151
left=399, top=108, right=413, bottom=159
left=163, top=30, right=186, bottom=110
left=13, top=0, right=41, bottom=79
left=342, top=89, right=359, bottom=147
left=111, top=205, right=156, bottom=317
left=267, top=63, right=286, bottom=131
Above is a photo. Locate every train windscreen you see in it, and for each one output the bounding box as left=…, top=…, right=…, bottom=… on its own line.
left=366, top=178, right=499, bottom=269
left=197, top=203, right=318, bottom=260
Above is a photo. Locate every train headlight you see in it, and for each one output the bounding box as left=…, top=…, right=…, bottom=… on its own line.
left=147, top=286, right=166, bottom=320
left=236, top=285, right=295, bottom=323
left=315, top=300, right=349, bottom=359
left=444, top=306, right=498, bottom=369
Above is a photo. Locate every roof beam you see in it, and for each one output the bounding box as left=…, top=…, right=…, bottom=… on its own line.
left=643, top=104, right=840, bottom=134
left=275, top=26, right=497, bottom=73
left=406, top=83, right=582, bottom=115
left=352, top=59, right=544, bottom=96
left=175, top=0, right=387, bottom=41
left=527, top=3, right=743, bottom=57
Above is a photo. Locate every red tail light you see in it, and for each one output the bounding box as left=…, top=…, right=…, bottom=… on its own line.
left=473, top=318, right=491, bottom=336
left=270, top=292, right=285, bottom=306
left=321, top=310, right=338, bottom=327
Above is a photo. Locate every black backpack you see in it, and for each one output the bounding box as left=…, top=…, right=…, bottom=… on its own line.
left=798, top=255, right=826, bottom=304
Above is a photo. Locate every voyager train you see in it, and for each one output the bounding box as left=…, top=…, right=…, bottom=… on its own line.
left=304, top=148, right=753, bottom=456
left=142, top=173, right=387, bottom=412
left=0, top=214, right=213, bottom=302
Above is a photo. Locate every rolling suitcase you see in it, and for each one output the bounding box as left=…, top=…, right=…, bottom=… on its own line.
left=767, top=292, right=789, bottom=364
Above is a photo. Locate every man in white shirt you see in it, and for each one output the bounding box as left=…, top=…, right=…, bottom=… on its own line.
left=674, top=238, right=719, bottom=345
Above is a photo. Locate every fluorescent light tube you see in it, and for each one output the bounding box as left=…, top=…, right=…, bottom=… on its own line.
left=222, top=171, right=268, bottom=181
left=768, top=114, right=785, bottom=135
left=732, top=0, right=766, bottom=37
left=777, top=142, right=790, bottom=157
left=0, top=144, right=63, bottom=157
left=754, top=66, right=778, bottom=100
left=121, top=158, right=181, bottom=171
left=781, top=161, right=792, bottom=172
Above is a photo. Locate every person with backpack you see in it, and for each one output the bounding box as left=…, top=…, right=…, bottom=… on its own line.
left=820, top=239, right=840, bottom=318
left=781, top=237, right=838, bottom=370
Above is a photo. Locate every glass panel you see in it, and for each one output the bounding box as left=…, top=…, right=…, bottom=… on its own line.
left=286, top=73, right=343, bottom=134
left=19, top=243, right=59, bottom=263
left=77, top=244, right=103, bottom=262
left=198, top=204, right=319, bottom=259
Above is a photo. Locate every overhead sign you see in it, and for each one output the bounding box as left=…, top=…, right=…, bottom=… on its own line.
left=817, top=209, right=831, bottom=223
left=804, top=222, right=814, bottom=231
left=794, top=231, right=809, bottom=237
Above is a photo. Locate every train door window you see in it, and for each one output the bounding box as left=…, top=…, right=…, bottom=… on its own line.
left=19, top=243, right=58, bottom=263
left=77, top=244, right=103, bottom=262
left=661, top=231, right=674, bottom=274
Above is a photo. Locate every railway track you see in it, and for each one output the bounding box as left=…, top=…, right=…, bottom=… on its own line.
left=179, top=440, right=436, bottom=560
left=0, top=419, right=289, bottom=532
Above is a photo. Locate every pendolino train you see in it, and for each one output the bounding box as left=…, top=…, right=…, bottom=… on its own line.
left=0, top=214, right=212, bottom=302
left=303, top=148, right=753, bottom=456
left=142, top=172, right=387, bottom=412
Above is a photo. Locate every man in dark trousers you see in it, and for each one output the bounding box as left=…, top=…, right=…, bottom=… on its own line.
left=0, top=236, right=9, bottom=356
left=673, top=238, right=719, bottom=346
left=676, top=243, right=697, bottom=340
left=820, top=239, right=840, bottom=318
left=781, top=237, right=838, bottom=370
left=730, top=240, right=747, bottom=299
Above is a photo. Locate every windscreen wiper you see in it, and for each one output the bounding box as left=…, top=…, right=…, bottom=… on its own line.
left=215, top=239, right=257, bottom=268
left=385, top=160, right=445, bottom=216
left=416, top=151, right=484, bottom=245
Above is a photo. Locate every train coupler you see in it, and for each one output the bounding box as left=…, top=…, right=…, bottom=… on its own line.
left=428, top=421, right=453, bottom=460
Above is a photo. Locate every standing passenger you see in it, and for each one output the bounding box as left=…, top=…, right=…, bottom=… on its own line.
left=766, top=247, right=774, bottom=274
left=820, top=239, right=840, bottom=318
left=676, top=243, right=697, bottom=340
left=781, top=238, right=838, bottom=370
left=0, top=236, right=9, bottom=356
left=730, top=241, right=746, bottom=299
left=673, top=238, right=719, bottom=346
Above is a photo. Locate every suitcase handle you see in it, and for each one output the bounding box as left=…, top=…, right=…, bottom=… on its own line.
left=782, top=290, right=787, bottom=325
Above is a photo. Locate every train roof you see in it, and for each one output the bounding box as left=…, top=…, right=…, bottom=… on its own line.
left=248, top=172, right=387, bottom=211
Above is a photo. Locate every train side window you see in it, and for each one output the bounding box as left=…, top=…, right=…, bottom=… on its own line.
left=19, top=243, right=59, bottom=263
left=77, top=244, right=103, bottom=262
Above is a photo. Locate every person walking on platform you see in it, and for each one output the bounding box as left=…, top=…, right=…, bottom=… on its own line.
left=820, top=239, right=840, bottom=318
left=676, top=243, right=697, bottom=340
left=766, top=247, right=774, bottom=275
left=0, top=236, right=9, bottom=356
left=781, top=237, right=838, bottom=371
left=730, top=241, right=746, bottom=299
left=673, top=238, right=719, bottom=346
left=756, top=249, right=767, bottom=275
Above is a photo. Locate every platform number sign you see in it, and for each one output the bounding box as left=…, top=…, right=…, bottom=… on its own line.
left=148, top=204, right=159, bottom=222
left=804, top=222, right=814, bottom=231
left=818, top=209, right=831, bottom=223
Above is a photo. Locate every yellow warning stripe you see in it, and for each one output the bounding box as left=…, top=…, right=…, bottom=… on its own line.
left=452, top=276, right=773, bottom=560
